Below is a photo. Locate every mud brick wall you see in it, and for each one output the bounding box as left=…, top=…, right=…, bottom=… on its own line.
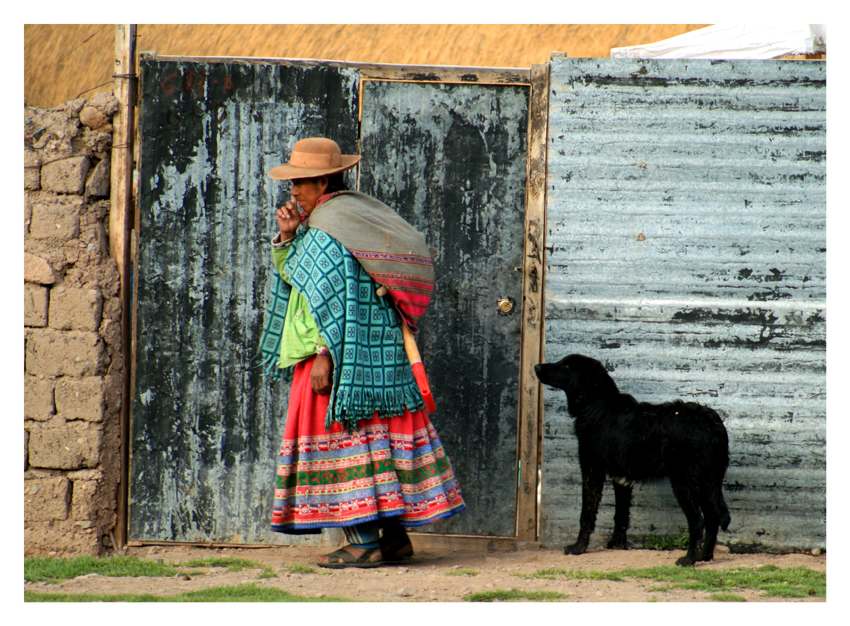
left=24, top=92, right=124, bottom=556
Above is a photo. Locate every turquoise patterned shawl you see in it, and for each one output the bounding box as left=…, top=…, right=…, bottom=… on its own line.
left=254, top=227, right=424, bottom=430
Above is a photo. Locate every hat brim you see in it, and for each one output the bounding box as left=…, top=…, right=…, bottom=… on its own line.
left=268, top=155, right=361, bottom=180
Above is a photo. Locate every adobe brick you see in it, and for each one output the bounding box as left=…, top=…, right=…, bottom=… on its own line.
left=24, top=376, right=55, bottom=421
left=25, top=147, right=41, bottom=190
left=41, top=155, right=91, bottom=195
left=29, top=196, right=83, bottom=241
left=24, top=253, right=57, bottom=285
left=48, top=286, right=103, bottom=332
left=55, top=378, right=106, bottom=422
left=24, top=476, right=71, bottom=522
left=24, top=283, right=49, bottom=327
left=25, top=329, right=108, bottom=377
left=28, top=422, right=103, bottom=470
left=70, top=479, right=99, bottom=521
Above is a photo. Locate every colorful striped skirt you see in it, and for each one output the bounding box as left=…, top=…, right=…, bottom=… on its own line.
left=270, top=356, right=466, bottom=533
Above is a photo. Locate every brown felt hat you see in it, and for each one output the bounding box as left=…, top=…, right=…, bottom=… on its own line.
left=268, top=137, right=361, bottom=180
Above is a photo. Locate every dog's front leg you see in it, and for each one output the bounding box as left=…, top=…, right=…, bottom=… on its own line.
left=607, top=481, right=632, bottom=549
left=565, top=468, right=604, bottom=555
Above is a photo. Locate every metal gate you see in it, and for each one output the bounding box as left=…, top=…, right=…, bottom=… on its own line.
left=359, top=79, right=529, bottom=535
left=131, top=56, right=537, bottom=543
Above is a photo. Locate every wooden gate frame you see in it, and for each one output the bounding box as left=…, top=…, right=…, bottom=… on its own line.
left=113, top=41, right=549, bottom=550
left=110, top=25, right=136, bottom=551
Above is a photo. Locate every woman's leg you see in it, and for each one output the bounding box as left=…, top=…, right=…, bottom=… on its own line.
left=343, top=521, right=380, bottom=549
left=317, top=521, right=384, bottom=568
left=379, top=516, right=414, bottom=560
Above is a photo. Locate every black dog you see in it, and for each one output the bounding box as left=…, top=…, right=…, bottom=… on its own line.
left=535, top=354, right=730, bottom=566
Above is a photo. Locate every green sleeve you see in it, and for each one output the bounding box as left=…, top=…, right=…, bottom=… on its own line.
left=272, top=244, right=291, bottom=280
left=271, top=240, right=327, bottom=370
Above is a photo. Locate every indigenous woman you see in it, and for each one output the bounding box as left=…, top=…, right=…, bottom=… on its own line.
left=255, top=137, right=465, bottom=568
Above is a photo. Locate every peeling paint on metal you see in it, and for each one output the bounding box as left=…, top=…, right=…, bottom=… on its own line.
left=132, top=60, right=359, bottom=544
left=360, top=80, right=529, bottom=536
left=541, top=58, right=825, bottom=551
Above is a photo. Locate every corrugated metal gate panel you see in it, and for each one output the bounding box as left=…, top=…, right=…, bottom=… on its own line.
left=542, top=58, right=825, bottom=550
left=132, top=59, right=360, bottom=543
left=359, top=81, right=529, bottom=536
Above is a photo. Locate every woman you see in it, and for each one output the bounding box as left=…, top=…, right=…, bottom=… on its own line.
left=255, top=137, right=465, bottom=568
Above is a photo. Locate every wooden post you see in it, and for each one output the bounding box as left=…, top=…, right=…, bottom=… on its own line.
left=515, top=63, right=549, bottom=542
left=109, top=24, right=137, bottom=550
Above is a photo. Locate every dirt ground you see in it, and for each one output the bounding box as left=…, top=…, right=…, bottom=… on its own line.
left=25, top=542, right=826, bottom=603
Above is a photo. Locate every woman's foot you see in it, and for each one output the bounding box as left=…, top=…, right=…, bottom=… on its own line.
left=379, top=524, right=414, bottom=561
left=316, top=544, right=384, bottom=569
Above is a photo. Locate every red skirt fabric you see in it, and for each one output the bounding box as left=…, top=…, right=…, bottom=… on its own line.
left=271, top=356, right=465, bottom=533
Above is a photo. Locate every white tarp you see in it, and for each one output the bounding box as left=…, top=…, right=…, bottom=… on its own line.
left=611, top=24, right=826, bottom=60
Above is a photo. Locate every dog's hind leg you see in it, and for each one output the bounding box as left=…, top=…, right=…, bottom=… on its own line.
left=607, top=481, right=632, bottom=550
left=565, top=468, right=605, bottom=555
left=697, top=494, right=719, bottom=562
left=697, top=480, right=729, bottom=562
left=669, top=476, right=705, bottom=567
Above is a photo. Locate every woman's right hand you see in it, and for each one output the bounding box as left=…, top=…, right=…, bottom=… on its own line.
left=275, top=198, right=300, bottom=241
left=310, top=355, right=333, bottom=395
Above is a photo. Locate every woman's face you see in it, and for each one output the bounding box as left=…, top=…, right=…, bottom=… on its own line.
left=290, top=177, right=328, bottom=214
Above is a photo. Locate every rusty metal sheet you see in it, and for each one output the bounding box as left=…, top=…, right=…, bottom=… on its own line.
left=541, top=58, right=825, bottom=551
left=132, top=59, right=359, bottom=544
left=360, top=80, right=530, bottom=536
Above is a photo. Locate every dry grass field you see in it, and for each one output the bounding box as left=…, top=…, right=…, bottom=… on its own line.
left=24, top=24, right=709, bottom=108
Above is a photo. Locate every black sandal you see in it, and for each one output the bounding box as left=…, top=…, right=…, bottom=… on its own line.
left=316, top=545, right=385, bottom=569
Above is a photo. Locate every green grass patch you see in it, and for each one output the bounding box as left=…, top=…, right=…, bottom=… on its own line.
left=176, top=557, right=261, bottom=571
left=175, top=556, right=278, bottom=580
left=282, top=563, right=331, bottom=575
left=516, top=564, right=825, bottom=599
left=463, top=589, right=565, bottom=602
left=622, top=565, right=825, bottom=598
left=25, top=584, right=352, bottom=603
left=446, top=568, right=479, bottom=577
left=25, top=556, right=187, bottom=583
left=640, top=528, right=690, bottom=551
left=513, top=568, right=623, bottom=581
left=24, top=555, right=279, bottom=584
left=709, top=593, right=747, bottom=602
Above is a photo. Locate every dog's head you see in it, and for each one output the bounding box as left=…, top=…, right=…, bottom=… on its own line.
left=534, top=354, right=619, bottom=416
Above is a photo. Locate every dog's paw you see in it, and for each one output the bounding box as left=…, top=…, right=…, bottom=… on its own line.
left=564, top=543, right=588, bottom=555
left=675, top=555, right=696, bottom=567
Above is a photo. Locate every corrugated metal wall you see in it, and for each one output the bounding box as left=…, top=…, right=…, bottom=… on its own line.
left=541, top=57, right=826, bottom=551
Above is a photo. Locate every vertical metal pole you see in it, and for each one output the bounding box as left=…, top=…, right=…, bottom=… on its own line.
left=109, top=23, right=137, bottom=550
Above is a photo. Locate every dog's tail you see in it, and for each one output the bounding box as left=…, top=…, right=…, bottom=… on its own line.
left=713, top=418, right=731, bottom=531
left=712, top=459, right=731, bottom=531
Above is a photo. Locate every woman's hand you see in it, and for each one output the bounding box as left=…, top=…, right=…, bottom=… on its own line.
left=310, top=355, right=333, bottom=395
left=275, top=198, right=301, bottom=241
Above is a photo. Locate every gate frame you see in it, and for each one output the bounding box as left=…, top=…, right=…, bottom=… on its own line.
left=120, top=52, right=548, bottom=551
